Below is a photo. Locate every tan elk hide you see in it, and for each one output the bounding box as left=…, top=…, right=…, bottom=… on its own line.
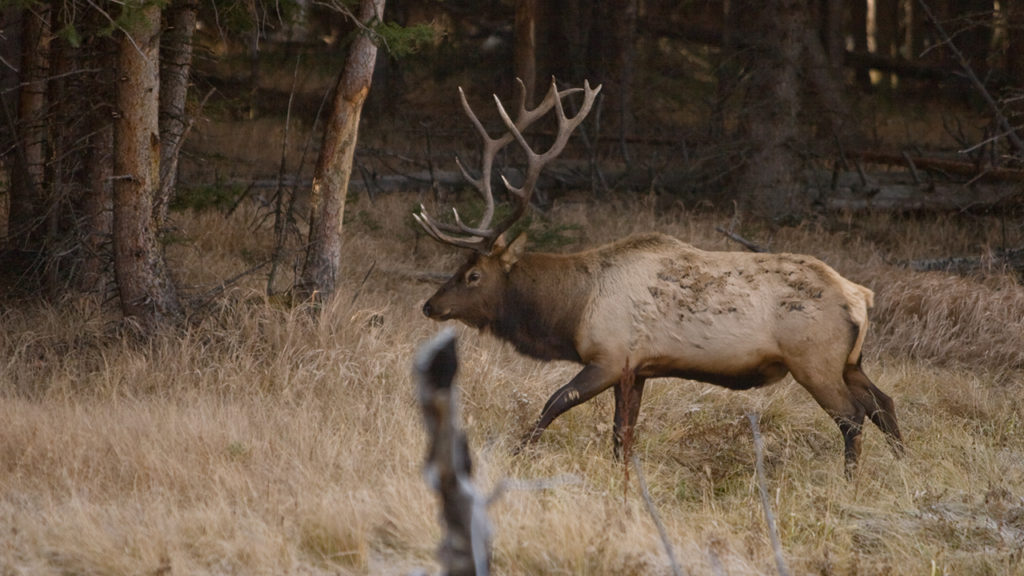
left=416, top=79, right=903, bottom=475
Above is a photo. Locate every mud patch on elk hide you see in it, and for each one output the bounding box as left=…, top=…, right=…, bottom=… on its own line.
left=649, top=258, right=736, bottom=319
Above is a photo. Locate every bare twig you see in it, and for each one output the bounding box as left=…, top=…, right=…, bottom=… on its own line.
left=192, top=259, right=273, bottom=311
left=916, top=0, right=1024, bottom=156
left=747, top=412, right=791, bottom=576
left=715, top=226, right=767, bottom=253
left=268, top=54, right=302, bottom=295
left=632, top=453, right=686, bottom=576
left=349, top=260, right=376, bottom=306
left=901, top=151, right=921, bottom=184
left=312, top=0, right=388, bottom=52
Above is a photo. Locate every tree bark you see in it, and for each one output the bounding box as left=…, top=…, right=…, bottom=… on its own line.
left=299, top=0, right=385, bottom=303
left=592, top=0, right=636, bottom=139
left=820, top=0, right=844, bottom=70
left=113, top=2, right=182, bottom=328
left=514, top=0, right=537, bottom=104
left=9, top=5, right=50, bottom=249
left=953, top=0, right=993, bottom=82
left=155, top=0, right=198, bottom=229
left=732, top=0, right=806, bottom=220
left=1008, top=0, right=1024, bottom=87
left=81, top=121, right=114, bottom=294
left=874, top=0, right=902, bottom=88
left=847, top=0, right=872, bottom=87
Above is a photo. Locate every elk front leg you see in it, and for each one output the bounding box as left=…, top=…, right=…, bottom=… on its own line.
left=613, top=376, right=646, bottom=459
left=522, top=364, right=617, bottom=447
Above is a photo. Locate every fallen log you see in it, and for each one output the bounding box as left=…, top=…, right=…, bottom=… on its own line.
left=228, top=160, right=1024, bottom=213
left=814, top=181, right=1023, bottom=212
left=904, top=248, right=1024, bottom=275
left=847, top=150, right=1024, bottom=183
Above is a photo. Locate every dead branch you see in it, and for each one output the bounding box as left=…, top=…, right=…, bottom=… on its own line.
left=415, top=329, right=492, bottom=576
left=817, top=166, right=1024, bottom=211
left=715, top=227, right=768, bottom=253
left=848, top=150, right=1024, bottom=182
left=916, top=0, right=1024, bottom=157
left=225, top=156, right=1024, bottom=215
left=632, top=453, right=686, bottom=576
left=747, top=413, right=791, bottom=576
left=268, top=54, right=302, bottom=295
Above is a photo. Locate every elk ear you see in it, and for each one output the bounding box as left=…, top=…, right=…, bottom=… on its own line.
left=497, top=233, right=528, bottom=272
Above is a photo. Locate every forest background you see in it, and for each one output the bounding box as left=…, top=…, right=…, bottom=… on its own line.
left=1, top=0, right=1024, bottom=574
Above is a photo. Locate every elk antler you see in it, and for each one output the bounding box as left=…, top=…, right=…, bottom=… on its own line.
left=415, top=78, right=601, bottom=253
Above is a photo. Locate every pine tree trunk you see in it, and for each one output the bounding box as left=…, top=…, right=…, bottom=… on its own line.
left=9, top=6, right=50, bottom=249
left=514, top=0, right=537, bottom=104
left=1008, top=0, right=1024, bottom=91
left=874, top=0, right=902, bottom=88
left=113, top=2, right=182, bottom=328
left=155, top=0, right=198, bottom=229
left=847, top=0, right=871, bottom=87
left=78, top=17, right=118, bottom=294
left=732, top=0, right=806, bottom=220
left=593, top=0, right=636, bottom=139
left=299, top=0, right=385, bottom=303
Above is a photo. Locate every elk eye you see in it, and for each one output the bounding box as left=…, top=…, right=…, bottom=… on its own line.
left=467, top=270, right=481, bottom=284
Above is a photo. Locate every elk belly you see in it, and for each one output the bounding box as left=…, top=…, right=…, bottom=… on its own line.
left=635, top=353, right=790, bottom=390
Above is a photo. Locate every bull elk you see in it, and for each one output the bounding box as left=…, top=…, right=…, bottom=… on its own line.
left=415, top=79, right=904, bottom=475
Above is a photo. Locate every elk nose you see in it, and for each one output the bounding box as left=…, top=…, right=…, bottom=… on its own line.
left=422, top=301, right=433, bottom=317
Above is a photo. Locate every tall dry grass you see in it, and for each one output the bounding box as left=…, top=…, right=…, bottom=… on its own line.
left=2, top=194, right=1024, bottom=575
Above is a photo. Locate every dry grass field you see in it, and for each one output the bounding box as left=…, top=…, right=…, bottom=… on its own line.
left=2, top=192, right=1024, bottom=575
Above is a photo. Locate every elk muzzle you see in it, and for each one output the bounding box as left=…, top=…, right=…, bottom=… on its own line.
left=422, top=299, right=450, bottom=320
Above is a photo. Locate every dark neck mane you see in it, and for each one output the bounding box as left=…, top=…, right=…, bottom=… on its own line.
left=491, top=254, right=588, bottom=363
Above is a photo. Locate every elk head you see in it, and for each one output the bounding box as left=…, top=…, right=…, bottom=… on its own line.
left=416, top=79, right=601, bottom=325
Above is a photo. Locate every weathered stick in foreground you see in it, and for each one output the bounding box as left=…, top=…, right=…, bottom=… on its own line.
left=414, top=328, right=492, bottom=576
left=748, top=413, right=791, bottom=576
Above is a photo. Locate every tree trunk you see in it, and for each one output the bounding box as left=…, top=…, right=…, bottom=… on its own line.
left=1008, top=0, right=1024, bottom=122
left=592, top=0, right=636, bottom=139
left=155, top=0, right=198, bottom=229
left=514, top=0, right=537, bottom=104
left=9, top=5, right=50, bottom=249
left=874, top=0, right=902, bottom=87
left=820, top=0, right=844, bottom=70
left=44, top=11, right=77, bottom=296
left=732, top=0, right=807, bottom=220
left=299, top=0, right=385, bottom=303
left=81, top=121, right=114, bottom=295
left=113, top=2, right=182, bottom=328
left=847, top=0, right=871, bottom=87
left=953, top=0, right=993, bottom=82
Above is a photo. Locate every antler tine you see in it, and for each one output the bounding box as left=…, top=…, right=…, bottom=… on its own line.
left=488, top=79, right=602, bottom=234
left=414, top=208, right=489, bottom=251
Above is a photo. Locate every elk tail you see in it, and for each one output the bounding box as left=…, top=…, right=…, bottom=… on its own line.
left=843, top=282, right=874, bottom=366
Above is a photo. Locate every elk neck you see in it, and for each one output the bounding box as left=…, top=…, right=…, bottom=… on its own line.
left=491, top=252, right=590, bottom=363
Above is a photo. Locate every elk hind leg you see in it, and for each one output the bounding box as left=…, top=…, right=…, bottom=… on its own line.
left=844, top=363, right=904, bottom=457
left=613, top=376, right=646, bottom=459
left=793, top=369, right=866, bottom=477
